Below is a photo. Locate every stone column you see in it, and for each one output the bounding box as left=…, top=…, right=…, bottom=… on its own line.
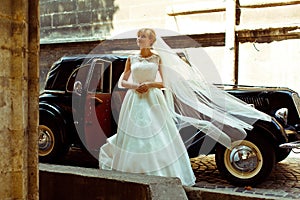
left=0, top=0, right=39, bottom=199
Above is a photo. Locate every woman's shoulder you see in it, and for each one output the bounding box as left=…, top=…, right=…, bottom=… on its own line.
left=152, top=52, right=160, bottom=59
left=152, top=53, right=161, bottom=64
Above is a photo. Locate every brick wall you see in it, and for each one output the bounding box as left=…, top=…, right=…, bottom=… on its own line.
left=40, top=0, right=119, bottom=43
left=40, top=41, right=98, bottom=90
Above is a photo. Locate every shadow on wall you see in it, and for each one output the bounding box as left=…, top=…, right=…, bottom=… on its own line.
left=40, top=0, right=119, bottom=42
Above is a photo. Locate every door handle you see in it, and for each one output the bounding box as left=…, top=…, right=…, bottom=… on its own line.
left=91, top=96, right=103, bottom=104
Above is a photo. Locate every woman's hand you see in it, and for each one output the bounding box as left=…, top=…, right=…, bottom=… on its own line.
left=136, top=82, right=150, bottom=93
left=135, top=81, right=164, bottom=93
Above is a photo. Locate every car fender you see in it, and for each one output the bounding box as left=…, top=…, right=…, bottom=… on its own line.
left=250, top=117, right=288, bottom=147
left=39, top=102, right=68, bottom=143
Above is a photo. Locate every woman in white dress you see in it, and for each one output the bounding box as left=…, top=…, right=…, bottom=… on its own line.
left=99, top=28, right=272, bottom=187
left=99, top=28, right=196, bottom=186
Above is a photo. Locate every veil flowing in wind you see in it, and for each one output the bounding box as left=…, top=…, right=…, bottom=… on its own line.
left=152, top=36, right=271, bottom=148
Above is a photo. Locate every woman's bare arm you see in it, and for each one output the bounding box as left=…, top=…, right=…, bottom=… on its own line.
left=121, top=57, right=139, bottom=89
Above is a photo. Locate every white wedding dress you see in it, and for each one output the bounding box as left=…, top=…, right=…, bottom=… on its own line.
left=99, top=54, right=196, bottom=186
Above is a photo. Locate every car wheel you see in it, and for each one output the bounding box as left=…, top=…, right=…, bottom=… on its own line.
left=215, top=132, right=275, bottom=186
left=38, top=116, right=69, bottom=162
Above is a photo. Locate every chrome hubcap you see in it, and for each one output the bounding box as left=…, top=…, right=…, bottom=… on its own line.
left=224, top=140, right=263, bottom=179
left=230, top=145, right=258, bottom=172
left=38, top=125, right=55, bottom=156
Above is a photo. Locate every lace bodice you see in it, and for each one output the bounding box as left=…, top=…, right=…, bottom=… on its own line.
left=130, top=54, right=160, bottom=84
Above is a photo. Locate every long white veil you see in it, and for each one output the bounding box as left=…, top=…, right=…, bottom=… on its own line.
left=153, top=36, right=271, bottom=148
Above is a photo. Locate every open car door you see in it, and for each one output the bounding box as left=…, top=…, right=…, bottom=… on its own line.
left=83, top=58, right=113, bottom=157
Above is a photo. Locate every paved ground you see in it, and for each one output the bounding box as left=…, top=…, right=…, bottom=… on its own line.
left=191, top=151, right=300, bottom=199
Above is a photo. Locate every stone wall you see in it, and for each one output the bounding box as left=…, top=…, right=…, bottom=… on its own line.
left=0, top=0, right=39, bottom=199
left=40, top=0, right=119, bottom=43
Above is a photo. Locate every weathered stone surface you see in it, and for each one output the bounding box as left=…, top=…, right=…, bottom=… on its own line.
left=40, top=0, right=119, bottom=42
left=0, top=0, right=39, bottom=199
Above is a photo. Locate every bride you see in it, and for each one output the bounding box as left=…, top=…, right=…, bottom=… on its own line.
left=99, top=28, right=271, bottom=187
left=99, top=28, right=196, bottom=186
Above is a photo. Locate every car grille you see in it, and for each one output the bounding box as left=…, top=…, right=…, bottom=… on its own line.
left=236, top=96, right=269, bottom=109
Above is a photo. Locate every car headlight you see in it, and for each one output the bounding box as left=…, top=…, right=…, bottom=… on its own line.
left=275, top=108, right=288, bottom=125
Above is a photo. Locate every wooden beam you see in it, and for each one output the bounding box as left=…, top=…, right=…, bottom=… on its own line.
left=239, top=0, right=300, bottom=8
left=167, top=0, right=300, bottom=16
left=40, top=26, right=300, bottom=50
left=238, top=26, right=300, bottom=43
left=167, top=3, right=225, bottom=16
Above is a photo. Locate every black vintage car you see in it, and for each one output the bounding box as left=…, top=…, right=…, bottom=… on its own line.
left=39, top=54, right=300, bottom=186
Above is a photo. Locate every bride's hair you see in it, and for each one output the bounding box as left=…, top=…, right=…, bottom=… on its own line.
left=137, top=28, right=157, bottom=46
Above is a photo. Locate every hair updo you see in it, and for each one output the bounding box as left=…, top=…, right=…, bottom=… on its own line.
left=137, top=28, right=157, bottom=46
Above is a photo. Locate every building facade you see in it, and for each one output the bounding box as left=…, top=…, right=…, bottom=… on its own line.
left=40, top=0, right=300, bottom=92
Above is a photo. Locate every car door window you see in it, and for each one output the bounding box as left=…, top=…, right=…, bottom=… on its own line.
left=88, top=59, right=112, bottom=94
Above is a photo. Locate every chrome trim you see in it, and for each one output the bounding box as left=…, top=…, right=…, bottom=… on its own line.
left=90, top=58, right=112, bottom=94
left=280, top=141, right=300, bottom=149
left=43, top=90, right=65, bottom=94
left=285, top=129, right=297, bottom=135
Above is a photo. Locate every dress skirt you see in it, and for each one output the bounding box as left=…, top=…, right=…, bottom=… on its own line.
left=99, top=88, right=196, bottom=186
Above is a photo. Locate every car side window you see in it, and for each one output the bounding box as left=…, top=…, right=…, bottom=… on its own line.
left=88, top=59, right=112, bottom=94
